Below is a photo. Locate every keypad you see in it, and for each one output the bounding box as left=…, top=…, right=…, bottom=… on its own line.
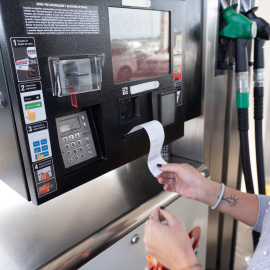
left=56, top=111, right=98, bottom=168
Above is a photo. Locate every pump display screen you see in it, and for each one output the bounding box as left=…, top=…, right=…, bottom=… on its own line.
left=59, top=117, right=80, bottom=134
left=109, top=8, right=170, bottom=83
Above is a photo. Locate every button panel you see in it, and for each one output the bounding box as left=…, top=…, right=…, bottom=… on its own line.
left=56, top=111, right=98, bottom=169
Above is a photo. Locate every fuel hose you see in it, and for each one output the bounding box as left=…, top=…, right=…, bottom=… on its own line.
left=235, top=39, right=255, bottom=194
left=254, top=38, right=266, bottom=195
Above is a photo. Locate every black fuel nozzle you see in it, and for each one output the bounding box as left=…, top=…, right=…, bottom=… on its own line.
left=245, top=10, right=270, bottom=40
left=241, top=0, right=270, bottom=41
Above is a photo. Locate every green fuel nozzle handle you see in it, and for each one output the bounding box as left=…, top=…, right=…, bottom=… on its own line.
left=220, top=4, right=257, bottom=40
left=219, top=2, right=257, bottom=109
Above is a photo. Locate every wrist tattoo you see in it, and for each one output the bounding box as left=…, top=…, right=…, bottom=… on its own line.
left=220, top=194, right=239, bottom=207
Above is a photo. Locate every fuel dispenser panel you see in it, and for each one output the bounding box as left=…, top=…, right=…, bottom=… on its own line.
left=0, top=0, right=194, bottom=204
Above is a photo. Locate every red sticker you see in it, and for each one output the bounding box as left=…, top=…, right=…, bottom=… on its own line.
left=188, top=226, right=201, bottom=250
left=67, top=87, right=78, bottom=108
left=39, top=183, right=50, bottom=195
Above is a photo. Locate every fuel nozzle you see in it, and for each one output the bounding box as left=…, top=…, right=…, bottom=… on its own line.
left=220, top=2, right=257, bottom=40
left=241, top=0, right=270, bottom=40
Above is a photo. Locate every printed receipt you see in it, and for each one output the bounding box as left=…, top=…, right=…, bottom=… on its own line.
left=127, top=120, right=167, bottom=177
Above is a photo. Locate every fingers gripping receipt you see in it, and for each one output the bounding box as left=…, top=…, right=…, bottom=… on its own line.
left=127, top=120, right=167, bottom=177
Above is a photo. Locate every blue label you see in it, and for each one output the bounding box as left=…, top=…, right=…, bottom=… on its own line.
left=41, top=139, right=47, bottom=145
left=34, top=147, right=41, bottom=153
left=33, top=141, right=40, bottom=147
left=42, top=145, right=48, bottom=151
left=42, top=151, right=49, bottom=157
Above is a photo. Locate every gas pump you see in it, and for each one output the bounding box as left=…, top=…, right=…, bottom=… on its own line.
left=241, top=0, right=270, bottom=196
left=0, top=1, right=209, bottom=269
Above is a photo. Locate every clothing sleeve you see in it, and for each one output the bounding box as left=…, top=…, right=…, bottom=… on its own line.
left=247, top=195, right=270, bottom=269
left=250, top=194, right=270, bottom=233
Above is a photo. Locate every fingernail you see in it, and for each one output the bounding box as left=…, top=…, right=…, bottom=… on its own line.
left=157, top=164, right=162, bottom=168
left=160, top=206, right=165, bottom=210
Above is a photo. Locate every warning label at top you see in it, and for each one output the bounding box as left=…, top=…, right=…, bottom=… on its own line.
left=23, top=2, right=100, bottom=35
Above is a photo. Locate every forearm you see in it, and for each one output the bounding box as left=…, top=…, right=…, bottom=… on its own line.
left=199, top=179, right=259, bottom=227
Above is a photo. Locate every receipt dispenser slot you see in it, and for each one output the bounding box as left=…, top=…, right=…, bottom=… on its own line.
left=48, top=55, right=105, bottom=97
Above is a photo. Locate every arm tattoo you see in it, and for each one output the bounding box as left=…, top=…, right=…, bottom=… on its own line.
left=220, top=194, right=239, bottom=207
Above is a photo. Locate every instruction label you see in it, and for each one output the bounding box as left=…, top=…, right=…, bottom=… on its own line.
left=173, top=27, right=183, bottom=96
left=27, top=121, right=52, bottom=162
left=10, top=37, right=40, bottom=82
left=23, top=2, right=100, bottom=35
left=33, top=158, right=57, bottom=197
left=11, top=36, right=57, bottom=198
left=173, top=28, right=182, bottom=55
left=19, top=82, right=46, bottom=124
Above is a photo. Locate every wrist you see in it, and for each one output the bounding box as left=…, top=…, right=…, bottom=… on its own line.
left=198, top=179, right=223, bottom=207
left=180, top=264, right=201, bottom=270
left=171, top=252, right=199, bottom=270
left=172, top=262, right=201, bottom=270
left=179, top=263, right=201, bottom=270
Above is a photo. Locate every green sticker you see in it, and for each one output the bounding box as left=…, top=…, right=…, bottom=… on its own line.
left=25, top=102, right=42, bottom=110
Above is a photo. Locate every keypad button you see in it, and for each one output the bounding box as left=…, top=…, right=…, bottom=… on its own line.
left=68, top=157, right=73, bottom=163
left=82, top=132, right=90, bottom=137
left=86, top=144, right=91, bottom=150
left=69, top=135, right=74, bottom=140
left=64, top=144, right=70, bottom=149
left=74, top=155, right=79, bottom=161
left=71, top=142, right=76, bottom=148
left=77, top=140, right=82, bottom=145
left=75, top=133, right=80, bottom=138
left=84, top=137, right=90, bottom=143
left=81, top=115, right=85, bottom=120
left=73, top=149, right=78, bottom=154
left=88, top=150, right=93, bottom=156
left=79, top=147, right=83, bottom=152
left=80, top=153, right=85, bottom=158
left=63, top=137, right=68, bottom=142
left=66, top=151, right=72, bottom=157
left=83, top=122, right=86, bottom=127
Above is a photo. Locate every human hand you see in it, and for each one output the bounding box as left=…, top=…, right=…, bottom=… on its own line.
left=144, top=207, right=200, bottom=270
left=156, top=163, right=208, bottom=201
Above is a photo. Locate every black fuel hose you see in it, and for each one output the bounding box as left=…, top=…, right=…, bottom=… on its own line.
left=235, top=39, right=254, bottom=194
left=238, top=108, right=254, bottom=194
left=254, top=39, right=265, bottom=69
left=238, top=108, right=259, bottom=250
left=254, top=38, right=266, bottom=195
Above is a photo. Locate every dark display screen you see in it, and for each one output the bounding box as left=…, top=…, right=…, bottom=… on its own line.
left=59, top=117, right=80, bottom=134
left=109, top=8, right=170, bottom=83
